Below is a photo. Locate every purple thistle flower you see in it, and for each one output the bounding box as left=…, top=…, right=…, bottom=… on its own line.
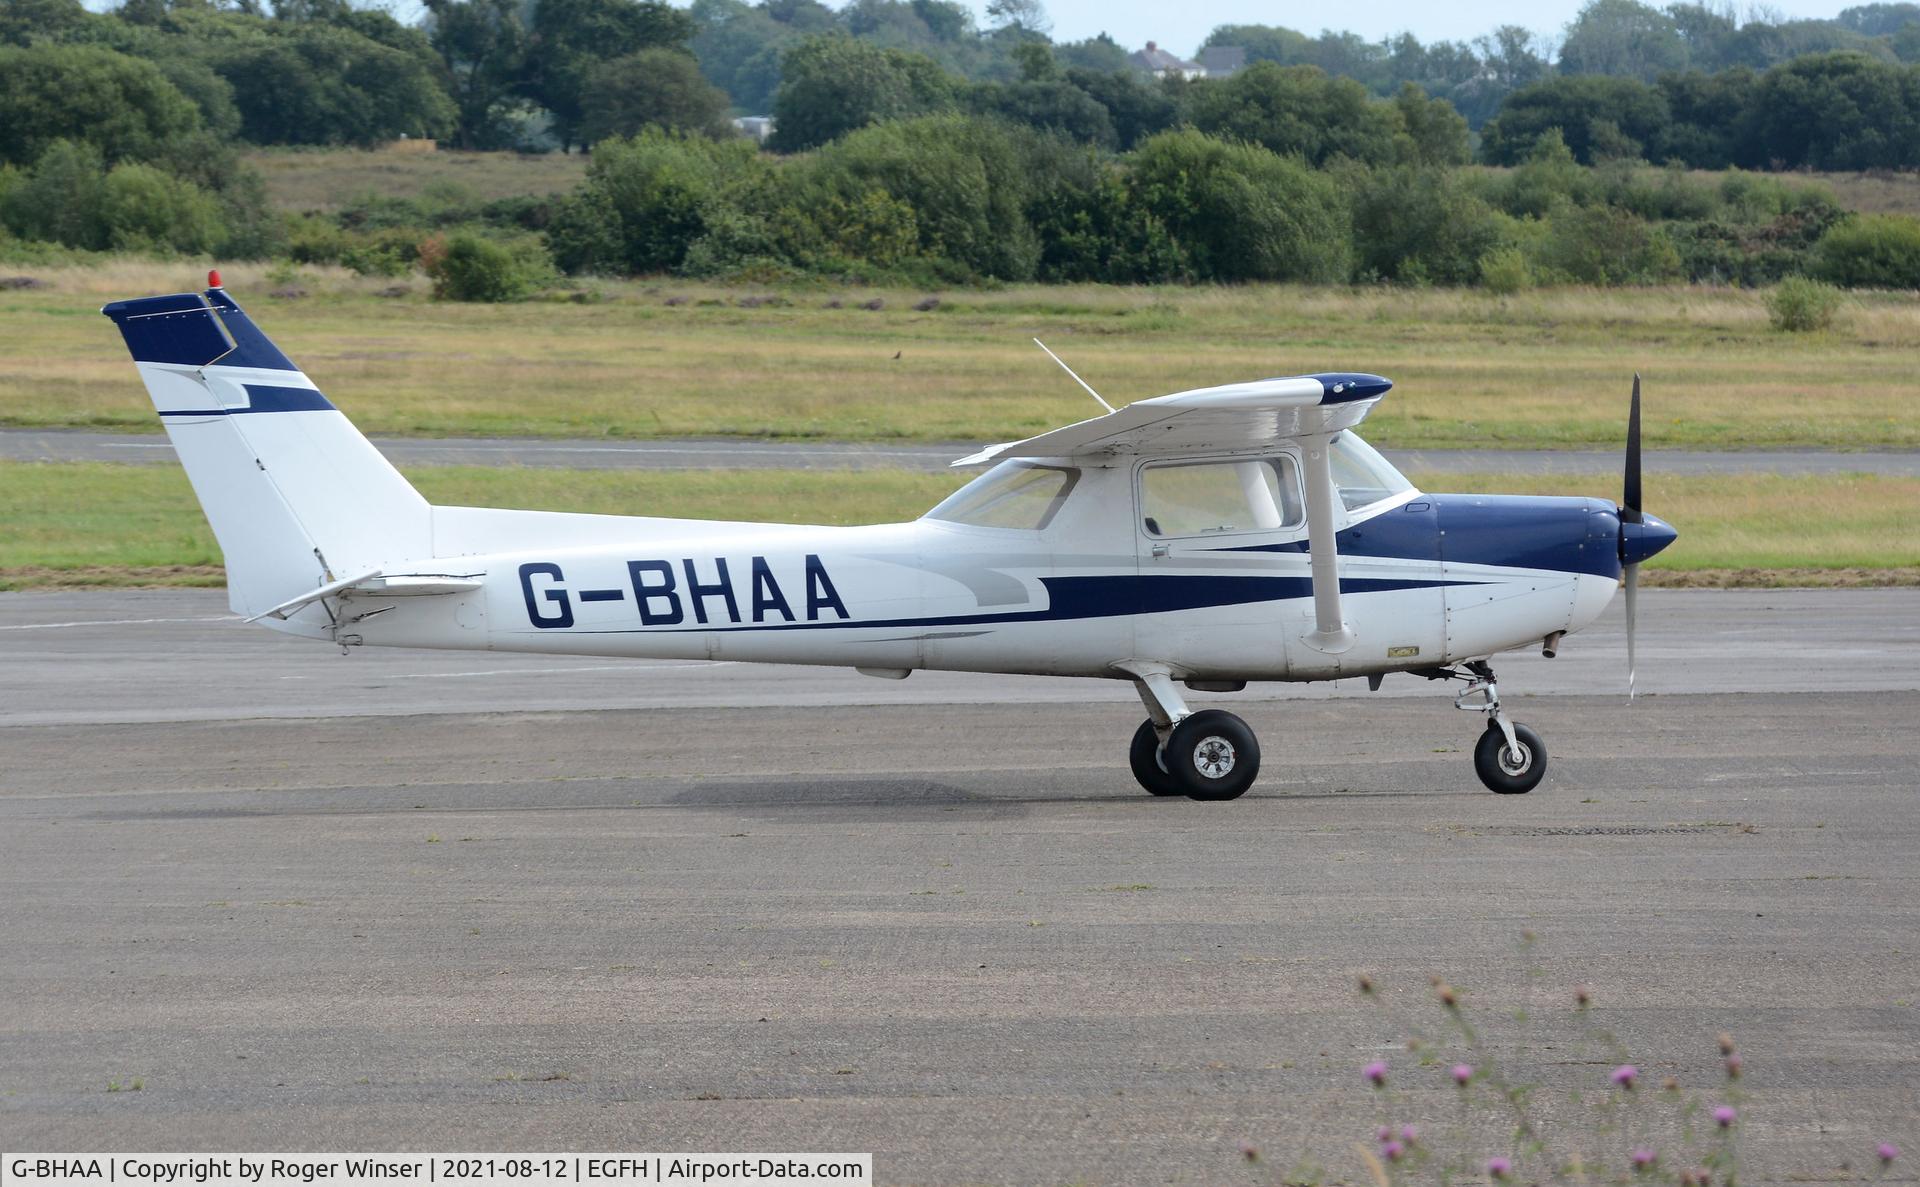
left=1363, top=1060, right=1388, bottom=1087
left=1632, top=1149, right=1658, bottom=1170
left=1487, top=1156, right=1512, bottom=1179
left=1238, top=1141, right=1259, bottom=1163
left=1382, top=1141, right=1405, bottom=1162
left=1611, top=1064, right=1638, bottom=1089
left=1378, top=1126, right=1394, bottom=1143
left=1452, top=1063, right=1474, bottom=1086
left=1714, top=1105, right=1737, bottom=1128
left=1401, top=1124, right=1419, bottom=1144
left=1879, top=1143, right=1900, bottom=1164
left=1724, top=1053, right=1743, bottom=1079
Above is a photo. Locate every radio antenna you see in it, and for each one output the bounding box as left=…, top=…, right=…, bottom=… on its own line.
left=1033, top=338, right=1114, bottom=413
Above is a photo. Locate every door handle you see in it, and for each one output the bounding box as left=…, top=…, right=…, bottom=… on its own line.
left=1151, top=544, right=1170, bottom=558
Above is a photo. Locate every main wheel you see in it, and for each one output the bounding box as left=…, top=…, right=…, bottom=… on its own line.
left=1474, top=721, right=1547, bottom=794
left=1165, top=710, right=1261, bottom=801
left=1128, top=719, right=1184, bottom=796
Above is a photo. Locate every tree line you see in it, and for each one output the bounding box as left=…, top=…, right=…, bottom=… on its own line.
left=5, top=0, right=1920, bottom=293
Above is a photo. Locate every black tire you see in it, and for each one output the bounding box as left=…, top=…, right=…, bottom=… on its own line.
left=1128, top=718, right=1184, bottom=796
left=1165, top=710, right=1261, bottom=801
left=1474, top=721, right=1547, bottom=794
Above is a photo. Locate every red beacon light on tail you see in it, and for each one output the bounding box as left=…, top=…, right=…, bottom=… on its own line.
left=208, top=268, right=222, bottom=289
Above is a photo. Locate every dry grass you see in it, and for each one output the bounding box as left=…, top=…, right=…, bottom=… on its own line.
left=3, top=461, right=1914, bottom=589
left=244, top=148, right=588, bottom=213
left=6, top=259, right=1918, bottom=448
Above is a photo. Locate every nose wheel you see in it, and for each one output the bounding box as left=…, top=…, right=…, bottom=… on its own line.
left=1454, top=661, right=1547, bottom=794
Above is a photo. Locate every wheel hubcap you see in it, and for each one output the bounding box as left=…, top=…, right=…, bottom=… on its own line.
left=1192, top=736, right=1236, bottom=779
left=1499, top=741, right=1532, bottom=776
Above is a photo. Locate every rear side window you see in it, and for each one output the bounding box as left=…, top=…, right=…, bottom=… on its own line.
left=925, top=462, right=1079, bottom=530
left=1141, top=457, right=1303, bottom=537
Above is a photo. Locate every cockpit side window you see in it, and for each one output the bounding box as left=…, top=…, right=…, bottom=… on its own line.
left=924, top=462, right=1079, bottom=530
left=1139, top=456, right=1304, bottom=537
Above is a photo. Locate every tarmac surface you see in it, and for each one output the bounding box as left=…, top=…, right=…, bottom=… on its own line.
left=3, top=588, right=1917, bottom=1179
left=8, top=427, right=1920, bottom=476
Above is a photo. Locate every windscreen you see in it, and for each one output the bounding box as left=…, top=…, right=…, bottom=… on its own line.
left=1328, top=433, right=1414, bottom=512
left=925, top=462, right=1079, bottom=530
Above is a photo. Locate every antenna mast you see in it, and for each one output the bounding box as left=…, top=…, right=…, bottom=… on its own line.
left=1033, top=339, right=1114, bottom=413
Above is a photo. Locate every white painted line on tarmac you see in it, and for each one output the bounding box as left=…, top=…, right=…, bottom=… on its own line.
left=275, top=662, right=737, bottom=680
left=0, top=615, right=238, bottom=631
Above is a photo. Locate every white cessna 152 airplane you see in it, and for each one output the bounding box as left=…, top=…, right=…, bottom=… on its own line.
left=105, top=275, right=1676, bottom=801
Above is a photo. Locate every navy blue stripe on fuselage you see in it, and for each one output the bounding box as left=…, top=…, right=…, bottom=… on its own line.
left=156, top=385, right=336, bottom=418
left=570, top=574, right=1486, bottom=637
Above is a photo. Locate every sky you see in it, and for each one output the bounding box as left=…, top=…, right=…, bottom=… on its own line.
left=937, top=0, right=1861, bottom=56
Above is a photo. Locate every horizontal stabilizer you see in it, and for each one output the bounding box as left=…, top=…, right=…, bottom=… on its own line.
left=247, top=571, right=485, bottom=622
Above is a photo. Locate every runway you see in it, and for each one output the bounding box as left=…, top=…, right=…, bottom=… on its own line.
left=2, top=589, right=1916, bottom=1177
left=7, top=427, right=1919, bottom=476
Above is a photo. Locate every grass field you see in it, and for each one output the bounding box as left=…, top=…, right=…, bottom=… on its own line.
left=244, top=147, right=589, bottom=213
left=4, top=461, right=1913, bottom=590
left=6, top=261, right=1920, bottom=451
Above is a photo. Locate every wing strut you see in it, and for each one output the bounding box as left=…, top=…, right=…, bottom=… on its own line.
left=1300, top=434, right=1353, bottom=654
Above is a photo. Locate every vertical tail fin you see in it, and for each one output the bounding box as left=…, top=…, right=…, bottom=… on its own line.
left=102, top=281, right=431, bottom=621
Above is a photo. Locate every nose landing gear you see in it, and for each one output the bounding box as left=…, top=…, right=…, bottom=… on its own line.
left=1454, top=660, right=1547, bottom=794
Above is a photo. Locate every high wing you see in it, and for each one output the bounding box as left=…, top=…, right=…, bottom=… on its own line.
left=951, top=372, right=1392, bottom=467
left=954, top=370, right=1396, bottom=658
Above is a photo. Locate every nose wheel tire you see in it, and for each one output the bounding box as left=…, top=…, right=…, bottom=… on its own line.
left=1166, top=710, right=1261, bottom=801
left=1128, top=718, right=1185, bottom=796
left=1474, top=721, right=1546, bottom=794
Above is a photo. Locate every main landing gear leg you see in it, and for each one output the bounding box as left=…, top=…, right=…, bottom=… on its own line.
left=1123, top=665, right=1261, bottom=801
left=1454, top=660, right=1547, bottom=795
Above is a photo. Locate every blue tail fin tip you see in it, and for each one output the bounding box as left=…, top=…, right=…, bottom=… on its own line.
left=101, top=287, right=298, bottom=372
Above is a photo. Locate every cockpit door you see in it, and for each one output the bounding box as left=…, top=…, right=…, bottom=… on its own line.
left=1132, top=453, right=1310, bottom=677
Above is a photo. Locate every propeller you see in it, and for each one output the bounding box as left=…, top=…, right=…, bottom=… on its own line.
left=1624, top=375, right=1642, bottom=700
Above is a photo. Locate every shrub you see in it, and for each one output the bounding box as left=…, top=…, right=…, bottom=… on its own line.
left=1537, top=204, right=1682, bottom=285
left=797, top=114, right=1043, bottom=282
left=1766, top=276, right=1845, bottom=331
left=422, top=233, right=555, bottom=302
left=1126, top=129, right=1351, bottom=283
left=97, top=162, right=224, bottom=254
left=552, top=128, right=761, bottom=275
left=1478, top=246, right=1533, bottom=294
left=1347, top=165, right=1504, bottom=285
left=1813, top=212, right=1920, bottom=289
left=0, top=140, right=107, bottom=250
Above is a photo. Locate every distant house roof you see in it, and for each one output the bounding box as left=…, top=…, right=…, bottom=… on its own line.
left=1197, top=45, right=1246, bottom=76
left=1129, top=40, right=1204, bottom=77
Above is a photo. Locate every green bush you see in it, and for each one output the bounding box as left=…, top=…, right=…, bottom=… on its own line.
left=549, top=128, right=761, bottom=275
left=0, top=140, right=107, bottom=250
left=97, top=162, right=224, bottom=254
left=1347, top=165, right=1503, bottom=285
left=1765, top=276, right=1845, bottom=332
left=796, top=114, right=1043, bottom=282
left=1127, top=129, right=1352, bottom=283
left=1537, top=204, right=1682, bottom=285
left=1812, top=213, right=1920, bottom=289
left=422, top=233, right=555, bottom=302
left=1477, top=246, right=1534, bottom=295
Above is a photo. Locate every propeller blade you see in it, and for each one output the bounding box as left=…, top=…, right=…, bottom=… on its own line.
left=1625, top=562, right=1638, bottom=701
left=1623, top=374, right=1643, bottom=524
